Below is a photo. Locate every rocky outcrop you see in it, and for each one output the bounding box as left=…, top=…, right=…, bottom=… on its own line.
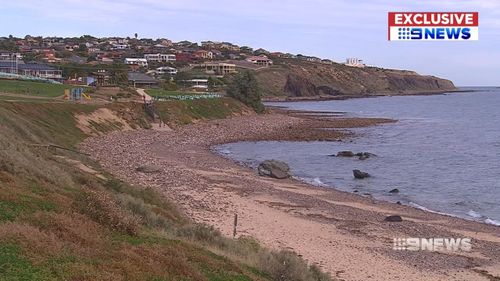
left=353, top=169, right=370, bottom=179
left=258, top=160, right=291, bottom=179
left=255, top=60, right=456, bottom=98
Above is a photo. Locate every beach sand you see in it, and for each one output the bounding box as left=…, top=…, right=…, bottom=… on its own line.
left=81, top=111, right=500, bottom=281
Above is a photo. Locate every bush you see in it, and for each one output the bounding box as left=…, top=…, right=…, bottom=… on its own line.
left=76, top=189, right=140, bottom=236
left=259, top=250, right=332, bottom=281
left=226, top=71, right=265, bottom=113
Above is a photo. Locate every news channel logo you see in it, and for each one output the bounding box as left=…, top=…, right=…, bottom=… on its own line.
left=393, top=237, right=472, bottom=252
left=388, top=12, right=479, bottom=41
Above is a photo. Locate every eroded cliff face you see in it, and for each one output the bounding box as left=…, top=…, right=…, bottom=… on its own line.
left=255, top=60, right=456, bottom=98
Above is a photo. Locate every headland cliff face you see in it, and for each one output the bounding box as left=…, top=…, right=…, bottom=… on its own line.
left=254, top=60, right=456, bottom=99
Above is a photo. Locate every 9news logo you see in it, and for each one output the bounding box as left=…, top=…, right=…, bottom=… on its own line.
left=388, top=12, right=479, bottom=41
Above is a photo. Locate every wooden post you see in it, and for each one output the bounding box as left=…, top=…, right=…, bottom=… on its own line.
left=233, top=213, right=238, bottom=238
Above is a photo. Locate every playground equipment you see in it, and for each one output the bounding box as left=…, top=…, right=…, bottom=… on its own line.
left=63, top=88, right=91, bottom=101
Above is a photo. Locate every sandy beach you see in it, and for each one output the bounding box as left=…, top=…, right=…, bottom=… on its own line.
left=80, top=111, right=500, bottom=281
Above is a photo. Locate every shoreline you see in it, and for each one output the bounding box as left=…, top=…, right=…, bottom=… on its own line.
left=262, top=88, right=473, bottom=102
left=80, top=110, right=500, bottom=281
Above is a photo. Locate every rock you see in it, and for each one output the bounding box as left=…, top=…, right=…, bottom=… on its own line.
left=389, top=188, right=400, bottom=194
left=396, top=201, right=402, bottom=205
left=356, top=152, right=377, bottom=160
left=337, top=151, right=355, bottom=157
left=136, top=165, right=162, bottom=173
left=384, top=215, right=403, bottom=222
left=353, top=169, right=370, bottom=179
left=258, top=160, right=291, bottom=179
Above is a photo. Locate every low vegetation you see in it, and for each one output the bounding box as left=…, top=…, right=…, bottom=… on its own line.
left=0, top=100, right=333, bottom=280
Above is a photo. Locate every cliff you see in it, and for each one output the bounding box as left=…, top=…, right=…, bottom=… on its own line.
left=254, top=60, right=456, bottom=99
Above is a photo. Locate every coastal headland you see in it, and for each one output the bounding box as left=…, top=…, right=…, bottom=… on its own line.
left=81, top=109, right=500, bottom=281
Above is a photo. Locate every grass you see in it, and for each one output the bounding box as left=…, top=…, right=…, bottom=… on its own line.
left=155, top=97, right=247, bottom=125
left=0, top=79, right=77, bottom=98
left=146, top=89, right=202, bottom=97
left=0, top=100, right=332, bottom=281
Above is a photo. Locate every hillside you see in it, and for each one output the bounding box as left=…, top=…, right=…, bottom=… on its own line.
left=254, top=60, right=456, bottom=99
left=0, top=99, right=331, bottom=281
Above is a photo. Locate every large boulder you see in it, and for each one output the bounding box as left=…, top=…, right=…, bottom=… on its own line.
left=336, top=151, right=355, bottom=157
left=353, top=169, right=370, bottom=179
left=384, top=215, right=403, bottom=222
left=258, top=160, right=291, bottom=179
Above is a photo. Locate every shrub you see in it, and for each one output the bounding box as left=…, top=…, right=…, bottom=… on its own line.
left=115, top=193, right=170, bottom=230
left=226, top=71, right=265, bottom=113
left=76, top=189, right=140, bottom=236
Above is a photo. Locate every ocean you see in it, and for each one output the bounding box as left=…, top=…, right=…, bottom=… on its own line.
left=216, top=88, right=500, bottom=226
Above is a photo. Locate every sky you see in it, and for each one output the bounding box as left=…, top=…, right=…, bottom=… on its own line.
left=0, top=0, right=499, bottom=86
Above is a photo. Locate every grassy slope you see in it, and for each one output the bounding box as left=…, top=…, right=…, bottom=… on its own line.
left=0, top=100, right=331, bottom=281
left=0, top=79, right=77, bottom=98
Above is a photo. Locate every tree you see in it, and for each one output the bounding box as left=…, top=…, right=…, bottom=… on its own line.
left=134, top=33, right=138, bottom=39
left=226, top=71, right=264, bottom=113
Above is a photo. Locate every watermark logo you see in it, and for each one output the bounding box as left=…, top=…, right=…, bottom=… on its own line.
left=388, top=12, right=479, bottom=41
left=393, top=238, right=472, bottom=252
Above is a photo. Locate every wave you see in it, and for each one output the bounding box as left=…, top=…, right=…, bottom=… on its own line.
left=294, top=176, right=328, bottom=187
left=409, top=203, right=499, bottom=227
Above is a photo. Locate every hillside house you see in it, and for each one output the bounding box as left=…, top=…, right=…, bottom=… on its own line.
left=144, top=53, right=176, bottom=63
left=128, top=72, right=159, bottom=88
left=156, top=66, right=177, bottom=76
left=124, top=58, right=148, bottom=68
left=202, top=62, right=236, bottom=75
left=194, top=50, right=213, bottom=60
left=246, top=56, right=273, bottom=67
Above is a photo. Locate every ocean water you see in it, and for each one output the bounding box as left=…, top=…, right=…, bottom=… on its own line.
left=216, top=88, right=500, bottom=226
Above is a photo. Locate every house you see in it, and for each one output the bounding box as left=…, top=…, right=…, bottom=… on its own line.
left=0, top=62, right=63, bottom=81
left=112, top=44, right=129, bottom=50
left=186, top=79, right=208, bottom=91
left=345, top=58, right=365, bottom=68
left=193, top=50, right=213, bottom=60
left=0, top=51, right=22, bottom=61
left=88, top=70, right=111, bottom=86
left=42, top=49, right=60, bottom=63
left=124, top=58, right=148, bottom=68
left=144, top=53, right=176, bottom=63
left=156, top=66, right=177, bottom=76
left=321, top=59, right=334, bottom=65
left=246, top=56, right=273, bottom=67
left=202, top=62, right=236, bottom=75
left=127, top=72, right=159, bottom=88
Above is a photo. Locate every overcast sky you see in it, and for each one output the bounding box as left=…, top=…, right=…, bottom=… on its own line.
left=1, top=0, right=499, bottom=86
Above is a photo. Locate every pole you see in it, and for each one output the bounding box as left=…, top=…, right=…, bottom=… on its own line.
left=233, top=213, right=238, bottom=238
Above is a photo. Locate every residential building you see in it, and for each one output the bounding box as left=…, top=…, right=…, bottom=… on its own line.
left=0, top=62, right=62, bottom=81
left=187, top=79, right=208, bottom=91
left=345, top=58, right=365, bottom=68
left=89, top=70, right=111, bottom=86
left=124, top=58, right=148, bottom=67
left=202, top=62, right=236, bottom=75
left=156, top=66, right=177, bottom=76
left=112, top=44, right=130, bottom=50
left=128, top=72, right=159, bottom=88
left=246, top=56, right=273, bottom=67
left=144, top=53, right=176, bottom=63
left=0, top=51, right=22, bottom=61
left=193, top=50, right=213, bottom=60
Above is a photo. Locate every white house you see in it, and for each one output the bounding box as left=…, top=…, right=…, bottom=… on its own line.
left=144, top=53, right=176, bottom=63
left=124, top=58, right=148, bottom=67
left=156, top=66, right=177, bottom=76
left=345, top=58, right=365, bottom=68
